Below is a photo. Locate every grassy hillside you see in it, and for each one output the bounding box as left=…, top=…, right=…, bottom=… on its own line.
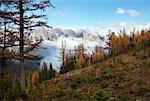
left=28, top=49, right=150, bottom=101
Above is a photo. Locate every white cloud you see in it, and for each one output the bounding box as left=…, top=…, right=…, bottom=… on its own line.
left=55, top=11, right=67, bottom=17
left=111, top=21, right=128, bottom=29
left=116, top=7, right=125, bottom=14
left=103, top=21, right=150, bottom=35
left=120, top=22, right=127, bottom=27
left=147, top=22, right=150, bottom=27
left=116, top=6, right=139, bottom=17
left=126, top=10, right=139, bottom=17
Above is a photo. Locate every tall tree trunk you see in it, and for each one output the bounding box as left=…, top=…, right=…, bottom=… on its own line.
left=0, top=19, right=7, bottom=77
left=19, top=0, right=25, bottom=93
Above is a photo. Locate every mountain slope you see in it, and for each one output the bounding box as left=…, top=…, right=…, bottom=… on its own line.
left=28, top=51, right=150, bottom=101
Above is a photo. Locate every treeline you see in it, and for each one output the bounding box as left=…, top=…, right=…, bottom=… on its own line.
left=31, top=62, right=56, bottom=86
left=107, top=28, right=150, bottom=56
left=60, top=28, right=150, bottom=74
left=60, top=44, right=105, bottom=74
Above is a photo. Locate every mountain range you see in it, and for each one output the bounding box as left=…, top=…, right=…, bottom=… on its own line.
left=30, top=28, right=107, bottom=71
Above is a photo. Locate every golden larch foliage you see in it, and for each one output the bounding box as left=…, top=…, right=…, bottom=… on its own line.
left=31, top=71, right=38, bottom=86
left=107, top=28, right=150, bottom=55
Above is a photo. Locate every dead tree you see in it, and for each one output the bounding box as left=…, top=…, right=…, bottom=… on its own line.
left=60, top=41, right=66, bottom=67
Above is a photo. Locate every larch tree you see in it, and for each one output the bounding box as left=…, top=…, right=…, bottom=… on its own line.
left=31, top=71, right=38, bottom=86
left=76, top=44, right=86, bottom=68
left=0, top=0, right=53, bottom=94
left=60, top=41, right=66, bottom=67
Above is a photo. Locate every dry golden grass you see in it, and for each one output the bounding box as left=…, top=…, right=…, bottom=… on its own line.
left=27, top=51, right=150, bottom=100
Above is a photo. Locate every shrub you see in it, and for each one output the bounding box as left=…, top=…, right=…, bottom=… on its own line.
left=117, top=90, right=132, bottom=101
left=70, top=76, right=88, bottom=89
left=3, top=80, right=20, bottom=100
left=137, top=81, right=150, bottom=94
left=70, top=81, right=78, bottom=89
left=92, top=88, right=112, bottom=101
left=101, top=67, right=113, bottom=80
left=56, top=89, right=66, bottom=98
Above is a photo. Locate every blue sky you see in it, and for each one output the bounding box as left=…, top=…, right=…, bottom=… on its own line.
left=46, top=0, right=150, bottom=28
